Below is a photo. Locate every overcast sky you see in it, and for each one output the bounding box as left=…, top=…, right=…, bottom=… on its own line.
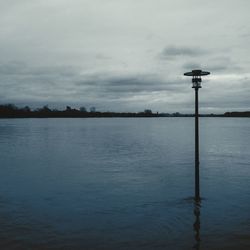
left=0, top=0, right=249, bottom=113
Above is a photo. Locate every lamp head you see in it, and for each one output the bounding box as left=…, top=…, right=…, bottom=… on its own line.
left=184, top=69, right=210, bottom=89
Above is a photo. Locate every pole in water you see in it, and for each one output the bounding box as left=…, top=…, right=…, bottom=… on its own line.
left=184, top=69, right=210, bottom=201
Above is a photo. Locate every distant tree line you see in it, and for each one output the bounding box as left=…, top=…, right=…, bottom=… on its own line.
left=0, top=104, right=163, bottom=118
left=0, top=104, right=249, bottom=118
left=224, top=111, right=250, bottom=117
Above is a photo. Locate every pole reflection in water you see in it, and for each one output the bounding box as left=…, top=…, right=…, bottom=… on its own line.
left=193, top=200, right=201, bottom=250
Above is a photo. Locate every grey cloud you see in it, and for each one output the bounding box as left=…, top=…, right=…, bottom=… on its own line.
left=0, top=62, right=78, bottom=77
left=0, top=62, right=81, bottom=103
left=0, top=62, right=187, bottom=110
left=182, top=62, right=202, bottom=71
left=206, top=58, right=243, bottom=73
left=74, top=73, right=186, bottom=97
left=182, top=55, right=243, bottom=73
left=182, top=61, right=229, bottom=73
left=160, top=46, right=207, bottom=59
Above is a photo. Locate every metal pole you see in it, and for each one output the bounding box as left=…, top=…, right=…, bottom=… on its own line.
left=184, top=69, right=210, bottom=201
left=195, top=87, right=200, bottom=201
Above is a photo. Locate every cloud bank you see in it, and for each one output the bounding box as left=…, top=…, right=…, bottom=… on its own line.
left=0, top=0, right=249, bottom=113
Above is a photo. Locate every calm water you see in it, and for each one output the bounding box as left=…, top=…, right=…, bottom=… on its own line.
left=0, top=118, right=250, bottom=249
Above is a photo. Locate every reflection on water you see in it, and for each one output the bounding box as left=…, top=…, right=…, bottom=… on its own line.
left=193, top=200, right=201, bottom=250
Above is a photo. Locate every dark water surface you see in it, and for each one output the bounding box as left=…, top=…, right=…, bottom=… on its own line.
left=0, top=118, right=250, bottom=249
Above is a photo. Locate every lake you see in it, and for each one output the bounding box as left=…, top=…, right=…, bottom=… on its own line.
left=0, top=118, right=249, bottom=249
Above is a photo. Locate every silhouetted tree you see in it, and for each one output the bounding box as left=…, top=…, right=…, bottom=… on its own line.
left=80, top=106, right=87, bottom=112
left=66, top=106, right=72, bottom=111
left=5, top=104, right=18, bottom=110
left=90, top=107, right=96, bottom=112
left=21, top=106, right=31, bottom=112
left=40, top=105, right=51, bottom=112
left=144, top=109, right=152, bottom=114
